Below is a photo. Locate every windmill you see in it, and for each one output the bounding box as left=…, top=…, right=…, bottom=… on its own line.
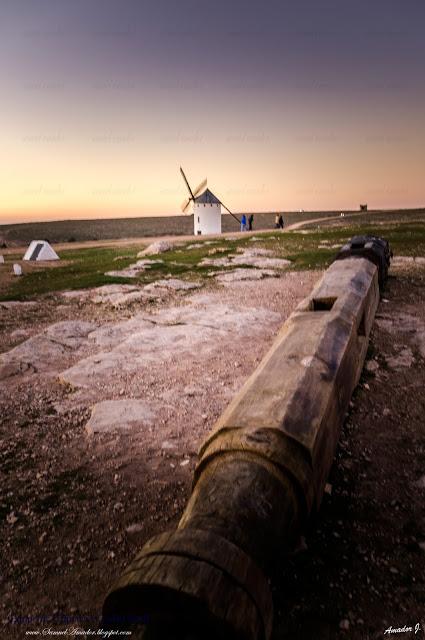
left=180, top=166, right=240, bottom=236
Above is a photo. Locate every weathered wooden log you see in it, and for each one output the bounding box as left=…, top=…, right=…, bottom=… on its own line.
left=103, top=238, right=390, bottom=640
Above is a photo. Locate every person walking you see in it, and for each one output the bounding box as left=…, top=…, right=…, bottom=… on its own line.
left=278, top=214, right=284, bottom=229
left=248, top=214, right=254, bottom=231
left=241, top=213, right=247, bottom=232
left=275, top=214, right=280, bottom=229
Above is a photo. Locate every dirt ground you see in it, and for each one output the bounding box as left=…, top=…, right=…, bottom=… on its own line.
left=271, top=263, right=425, bottom=640
left=1, top=262, right=424, bottom=640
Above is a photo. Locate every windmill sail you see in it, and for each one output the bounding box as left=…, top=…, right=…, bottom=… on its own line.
left=192, top=178, right=207, bottom=198
left=180, top=167, right=195, bottom=199
left=181, top=197, right=192, bottom=213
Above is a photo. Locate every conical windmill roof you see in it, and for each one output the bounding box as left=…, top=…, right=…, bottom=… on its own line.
left=194, top=188, right=221, bottom=204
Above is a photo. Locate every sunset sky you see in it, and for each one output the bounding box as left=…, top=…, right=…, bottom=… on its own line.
left=1, top=0, right=424, bottom=224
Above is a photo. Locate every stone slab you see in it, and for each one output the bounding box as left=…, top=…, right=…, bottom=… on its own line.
left=85, top=399, right=157, bottom=434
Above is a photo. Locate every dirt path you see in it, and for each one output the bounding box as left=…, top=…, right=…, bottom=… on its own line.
left=285, top=212, right=363, bottom=231
left=2, top=228, right=269, bottom=255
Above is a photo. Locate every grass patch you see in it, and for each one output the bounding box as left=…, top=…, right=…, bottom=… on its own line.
left=1, top=219, right=424, bottom=301
left=0, top=247, right=137, bottom=300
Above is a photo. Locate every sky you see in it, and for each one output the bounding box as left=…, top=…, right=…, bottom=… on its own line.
left=0, top=0, right=424, bottom=224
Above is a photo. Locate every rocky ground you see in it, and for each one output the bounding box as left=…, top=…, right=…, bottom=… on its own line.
left=1, top=259, right=424, bottom=640
left=0, top=267, right=319, bottom=639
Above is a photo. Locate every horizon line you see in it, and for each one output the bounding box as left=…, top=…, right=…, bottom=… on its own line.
left=2, top=205, right=425, bottom=227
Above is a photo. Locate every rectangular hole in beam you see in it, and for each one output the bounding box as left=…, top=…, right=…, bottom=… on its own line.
left=310, top=297, right=337, bottom=311
left=358, top=311, right=366, bottom=336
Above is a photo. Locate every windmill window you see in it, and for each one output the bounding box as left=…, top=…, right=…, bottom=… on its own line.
left=198, top=217, right=200, bottom=223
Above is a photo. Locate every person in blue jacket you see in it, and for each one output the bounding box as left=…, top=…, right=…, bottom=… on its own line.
left=241, top=213, right=247, bottom=232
